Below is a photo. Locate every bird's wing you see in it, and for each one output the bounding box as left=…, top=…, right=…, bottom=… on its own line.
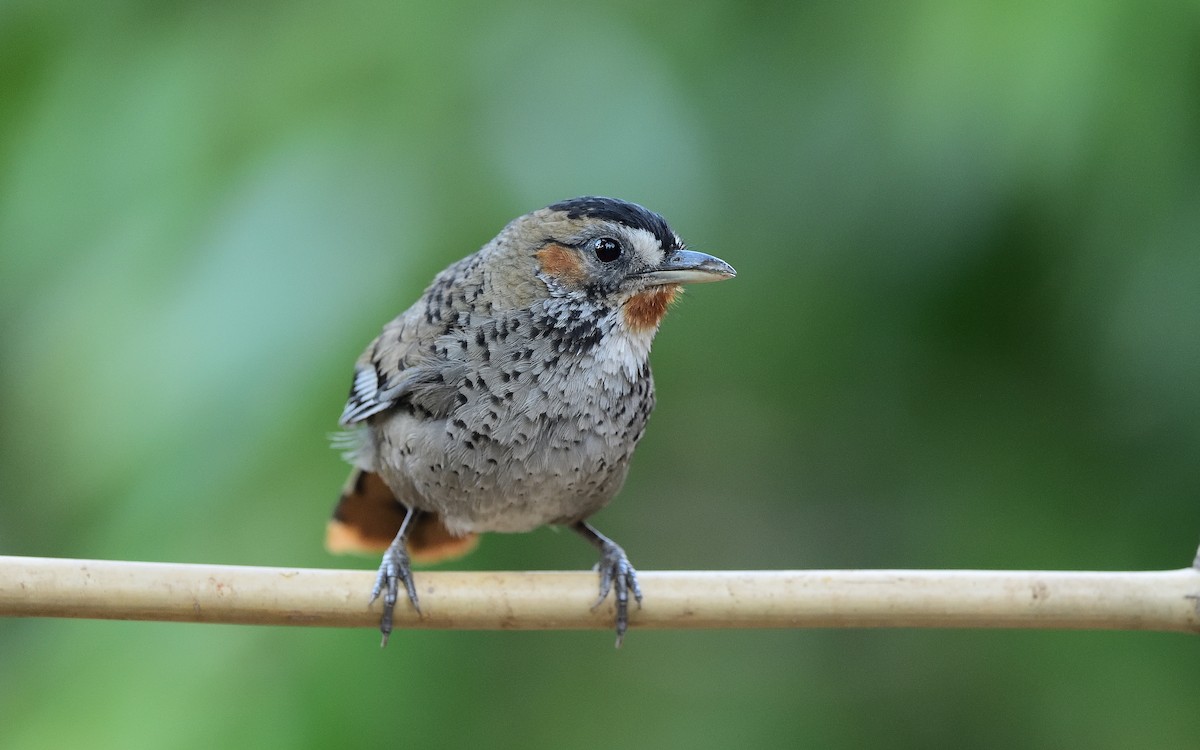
left=339, top=283, right=475, bottom=426
left=339, top=328, right=465, bottom=425
left=339, top=358, right=425, bottom=424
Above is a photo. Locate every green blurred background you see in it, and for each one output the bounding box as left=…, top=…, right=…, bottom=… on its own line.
left=2, top=1, right=1198, bottom=747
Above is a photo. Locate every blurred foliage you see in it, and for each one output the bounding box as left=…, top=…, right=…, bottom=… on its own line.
left=2, top=1, right=1199, bottom=748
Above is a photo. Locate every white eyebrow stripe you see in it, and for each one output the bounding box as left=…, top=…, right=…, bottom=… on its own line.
left=626, top=227, right=668, bottom=267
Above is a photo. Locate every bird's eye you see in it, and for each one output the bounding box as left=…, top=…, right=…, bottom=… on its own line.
left=592, top=237, right=623, bottom=263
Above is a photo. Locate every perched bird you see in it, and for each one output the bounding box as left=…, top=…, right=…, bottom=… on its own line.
left=327, top=196, right=735, bottom=646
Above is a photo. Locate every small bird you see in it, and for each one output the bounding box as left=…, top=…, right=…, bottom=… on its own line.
left=326, top=197, right=735, bottom=646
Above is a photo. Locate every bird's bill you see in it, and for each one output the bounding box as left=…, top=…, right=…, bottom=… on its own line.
left=640, top=249, right=737, bottom=285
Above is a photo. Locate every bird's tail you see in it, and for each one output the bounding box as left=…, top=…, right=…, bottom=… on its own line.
left=326, top=468, right=480, bottom=563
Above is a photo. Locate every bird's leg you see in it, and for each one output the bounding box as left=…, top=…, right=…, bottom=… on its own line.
left=370, top=506, right=422, bottom=647
left=571, top=520, right=643, bottom=647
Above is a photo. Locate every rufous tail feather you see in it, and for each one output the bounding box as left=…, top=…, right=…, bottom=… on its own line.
left=326, top=469, right=479, bottom=563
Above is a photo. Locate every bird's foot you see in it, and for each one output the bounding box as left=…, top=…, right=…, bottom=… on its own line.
left=591, top=540, right=643, bottom=648
left=370, top=541, right=421, bottom=647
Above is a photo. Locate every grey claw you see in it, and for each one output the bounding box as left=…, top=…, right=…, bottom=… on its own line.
left=372, top=543, right=420, bottom=647
left=591, top=541, right=640, bottom=648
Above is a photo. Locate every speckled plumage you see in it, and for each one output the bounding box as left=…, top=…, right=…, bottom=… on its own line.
left=328, top=197, right=735, bottom=645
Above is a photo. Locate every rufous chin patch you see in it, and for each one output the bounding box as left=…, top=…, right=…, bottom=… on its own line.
left=535, top=244, right=587, bottom=285
left=623, top=284, right=681, bottom=333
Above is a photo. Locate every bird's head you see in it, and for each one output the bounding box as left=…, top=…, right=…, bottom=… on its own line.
left=496, top=197, right=735, bottom=333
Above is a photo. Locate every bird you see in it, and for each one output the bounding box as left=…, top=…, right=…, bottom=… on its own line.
left=325, top=196, right=735, bottom=646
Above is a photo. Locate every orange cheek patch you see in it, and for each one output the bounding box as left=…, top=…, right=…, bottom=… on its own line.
left=535, top=244, right=587, bottom=285
left=623, top=284, right=681, bottom=333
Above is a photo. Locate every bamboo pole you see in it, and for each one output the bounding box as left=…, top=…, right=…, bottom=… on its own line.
left=1, top=556, right=1198, bottom=634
